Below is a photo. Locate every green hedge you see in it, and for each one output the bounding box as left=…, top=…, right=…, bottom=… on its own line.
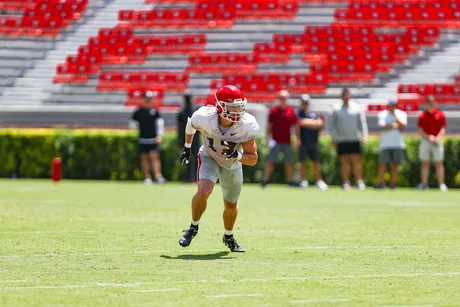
left=1, top=129, right=460, bottom=188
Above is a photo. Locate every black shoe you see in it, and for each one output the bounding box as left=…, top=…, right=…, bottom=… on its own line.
left=288, top=182, right=300, bottom=188
left=223, top=235, right=245, bottom=252
left=179, top=225, right=198, bottom=247
left=260, top=181, right=268, bottom=189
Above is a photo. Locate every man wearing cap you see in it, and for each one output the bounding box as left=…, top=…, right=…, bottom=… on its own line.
left=375, top=99, right=407, bottom=189
left=296, top=94, right=328, bottom=190
left=131, top=91, right=166, bottom=185
left=261, top=90, right=299, bottom=188
left=417, top=95, right=448, bottom=192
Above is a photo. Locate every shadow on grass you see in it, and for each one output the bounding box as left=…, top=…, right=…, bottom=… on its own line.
left=160, top=251, right=233, bottom=261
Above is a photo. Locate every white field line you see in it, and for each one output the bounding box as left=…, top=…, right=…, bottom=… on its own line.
left=0, top=245, right=456, bottom=259
left=311, top=199, right=459, bottom=206
left=0, top=229, right=458, bottom=235
left=0, top=230, right=98, bottom=234
left=206, top=294, right=264, bottom=298
left=0, top=280, right=27, bottom=283
left=1, top=272, right=459, bottom=290
left=132, top=288, right=179, bottom=293
left=290, top=299, right=350, bottom=304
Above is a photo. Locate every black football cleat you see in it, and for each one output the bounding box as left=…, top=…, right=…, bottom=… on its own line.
left=223, top=235, right=245, bottom=252
left=179, top=226, right=198, bottom=247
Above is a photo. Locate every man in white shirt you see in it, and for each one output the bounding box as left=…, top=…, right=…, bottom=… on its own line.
left=375, top=99, right=407, bottom=189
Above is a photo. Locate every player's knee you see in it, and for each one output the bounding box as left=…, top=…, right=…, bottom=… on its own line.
left=224, top=201, right=238, bottom=212
left=197, top=182, right=213, bottom=199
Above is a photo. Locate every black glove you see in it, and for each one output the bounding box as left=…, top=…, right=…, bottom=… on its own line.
left=180, top=147, right=191, bottom=165
left=222, top=142, right=239, bottom=160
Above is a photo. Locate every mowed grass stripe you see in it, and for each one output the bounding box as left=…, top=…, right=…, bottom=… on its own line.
left=0, top=180, right=459, bottom=306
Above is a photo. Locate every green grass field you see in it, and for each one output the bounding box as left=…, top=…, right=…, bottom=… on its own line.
left=0, top=180, right=459, bottom=306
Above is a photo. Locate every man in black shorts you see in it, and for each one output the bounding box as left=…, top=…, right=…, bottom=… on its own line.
left=296, top=94, right=328, bottom=190
left=131, top=91, right=165, bottom=185
left=330, top=88, right=368, bottom=191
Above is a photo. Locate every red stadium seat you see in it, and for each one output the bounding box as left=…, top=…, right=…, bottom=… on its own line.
left=52, top=0, right=460, bottom=107
left=125, top=87, right=165, bottom=107
left=98, top=71, right=189, bottom=92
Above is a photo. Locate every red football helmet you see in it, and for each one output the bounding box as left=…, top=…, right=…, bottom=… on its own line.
left=215, top=85, right=247, bottom=122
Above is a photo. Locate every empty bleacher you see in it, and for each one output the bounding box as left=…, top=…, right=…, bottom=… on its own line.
left=0, top=0, right=459, bottom=120
left=0, top=0, right=112, bottom=95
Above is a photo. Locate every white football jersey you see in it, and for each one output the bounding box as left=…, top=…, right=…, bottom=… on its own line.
left=190, top=106, right=260, bottom=170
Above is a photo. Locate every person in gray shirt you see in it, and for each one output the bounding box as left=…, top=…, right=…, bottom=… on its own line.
left=330, top=88, right=368, bottom=191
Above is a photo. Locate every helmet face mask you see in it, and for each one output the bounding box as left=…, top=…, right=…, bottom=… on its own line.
left=215, top=85, right=247, bottom=122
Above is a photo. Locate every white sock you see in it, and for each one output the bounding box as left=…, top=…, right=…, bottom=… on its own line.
left=191, top=220, right=199, bottom=226
left=224, top=230, right=233, bottom=236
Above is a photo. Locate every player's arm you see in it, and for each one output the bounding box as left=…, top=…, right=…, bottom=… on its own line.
left=239, top=139, right=258, bottom=166
left=180, top=117, right=198, bottom=165
left=222, top=139, right=258, bottom=166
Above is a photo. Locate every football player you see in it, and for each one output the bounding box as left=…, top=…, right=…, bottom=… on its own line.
left=178, top=85, right=260, bottom=252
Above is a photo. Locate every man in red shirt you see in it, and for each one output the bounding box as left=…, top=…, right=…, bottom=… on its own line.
left=261, top=90, right=299, bottom=187
left=417, top=95, right=448, bottom=191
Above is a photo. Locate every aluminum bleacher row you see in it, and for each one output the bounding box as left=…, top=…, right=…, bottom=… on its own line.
left=6, top=0, right=456, bottom=111
left=0, top=0, right=110, bottom=91
left=337, top=0, right=460, bottom=112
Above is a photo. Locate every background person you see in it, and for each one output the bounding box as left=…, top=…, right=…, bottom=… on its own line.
left=131, top=91, right=165, bottom=185
left=261, top=90, right=299, bottom=188
left=296, top=94, right=328, bottom=190
left=417, top=95, right=448, bottom=192
left=330, top=88, right=368, bottom=191
left=375, top=99, right=407, bottom=189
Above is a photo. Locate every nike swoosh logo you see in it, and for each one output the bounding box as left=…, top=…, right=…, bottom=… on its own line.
left=230, top=132, right=237, bottom=136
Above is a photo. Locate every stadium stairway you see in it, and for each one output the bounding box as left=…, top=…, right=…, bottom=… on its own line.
left=369, top=33, right=460, bottom=100
left=189, top=4, right=337, bottom=98
left=1, top=0, right=459, bottom=115
left=35, top=1, right=338, bottom=106
left=0, top=0, right=108, bottom=96
left=0, top=0, right=144, bottom=105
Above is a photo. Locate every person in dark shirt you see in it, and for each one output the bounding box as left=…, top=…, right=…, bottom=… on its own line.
left=177, top=94, right=201, bottom=182
left=296, top=94, right=328, bottom=190
left=131, top=91, right=165, bottom=185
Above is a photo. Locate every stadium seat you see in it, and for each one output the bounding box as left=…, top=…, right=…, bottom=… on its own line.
left=48, top=0, right=459, bottom=108
left=397, top=83, right=460, bottom=104
left=0, top=0, right=88, bottom=37
left=98, top=71, right=189, bottom=92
